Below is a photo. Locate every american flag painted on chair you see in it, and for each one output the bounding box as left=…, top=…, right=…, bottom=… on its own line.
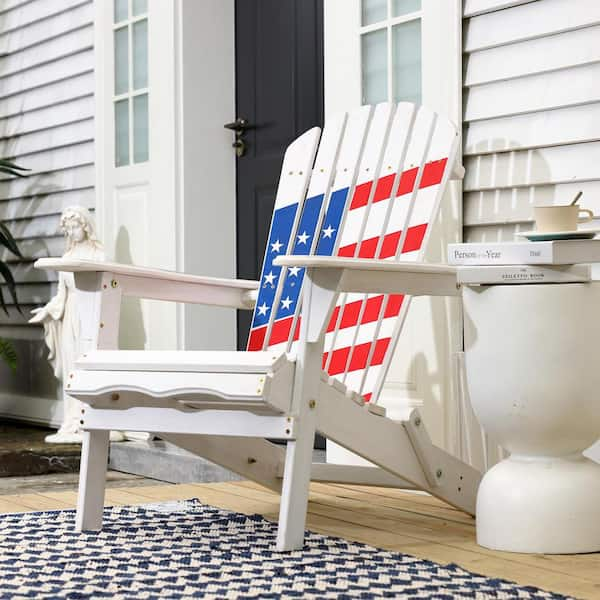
left=247, top=102, right=458, bottom=405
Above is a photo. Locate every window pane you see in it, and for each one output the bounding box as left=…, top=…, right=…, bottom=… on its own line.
left=114, top=0, right=128, bottom=23
left=133, top=94, right=149, bottom=163
left=392, top=0, right=421, bottom=16
left=132, top=0, right=147, bottom=16
left=133, top=19, right=148, bottom=89
left=114, top=26, right=129, bottom=95
left=115, top=99, right=130, bottom=167
left=392, top=20, right=421, bottom=104
left=361, top=29, right=388, bottom=104
left=361, top=0, right=387, bottom=25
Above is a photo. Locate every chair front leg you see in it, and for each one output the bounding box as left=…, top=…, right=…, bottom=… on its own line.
left=76, top=429, right=110, bottom=532
left=276, top=410, right=317, bottom=551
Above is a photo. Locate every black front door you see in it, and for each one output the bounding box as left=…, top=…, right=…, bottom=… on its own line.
left=233, top=0, right=324, bottom=350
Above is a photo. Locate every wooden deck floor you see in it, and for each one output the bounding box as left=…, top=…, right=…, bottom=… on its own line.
left=0, top=480, right=598, bottom=599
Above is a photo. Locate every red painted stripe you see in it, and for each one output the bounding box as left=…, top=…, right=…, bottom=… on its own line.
left=348, top=341, right=372, bottom=372
left=326, top=306, right=341, bottom=333
left=402, top=223, right=427, bottom=253
left=373, top=173, right=395, bottom=203
left=268, top=316, right=295, bottom=346
left=378, top=231, right=401, bottom=259
left=370, top=338, right=391, bottom=366
left=247, top=327, right=266, bottom=351
left=326, top=346, right=351, bottom=376
left=420, top=158, right=447, bottom=188
left=384, top=294, right=404, bottom=318
left=349, top=181, right=372, bottom=210
left=338, top=243, right=356, bottom=257
left=397, top=167, right=418, bottom=196
left=357, top=236, right=379, bottom=259
left=362, top=295, right=385, bottom=323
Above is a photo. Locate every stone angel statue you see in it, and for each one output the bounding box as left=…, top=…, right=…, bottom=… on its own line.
left=29, top=207, right=125, bottom=444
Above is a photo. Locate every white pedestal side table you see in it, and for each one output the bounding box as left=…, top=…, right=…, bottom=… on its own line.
left=463, top=281, right=600, bottom=554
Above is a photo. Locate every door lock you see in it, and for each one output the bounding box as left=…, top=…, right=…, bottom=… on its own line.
left=224, top=118, right=253, bottom=157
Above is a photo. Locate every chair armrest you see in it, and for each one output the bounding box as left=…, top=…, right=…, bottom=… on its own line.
left=273, top=256, right=459, bottom=297
left=35, top=258, right=259, bottom=310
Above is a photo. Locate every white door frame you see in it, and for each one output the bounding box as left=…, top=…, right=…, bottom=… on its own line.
left=93, top=0, right=237, bottom=352
left=324, top=0, right=463, bottom=454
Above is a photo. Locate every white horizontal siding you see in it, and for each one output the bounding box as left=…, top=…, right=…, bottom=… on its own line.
left=464, top=0, right=600, bottom=51
left=0, top=2, right=92, bottom=54
left=464, top=25, right=600, bottom=87
left=464, top=103, right=600, bottom=156
left=0, top=71, right=93, bottom=118
left=0, top=0, right=89, bottom=35
left=463, top=0, right=600, bottom=243
left=463, top=0, right=538, bottom=17
left=0, top=25, right=93, bottom=78
left=464, top=62, right=600, bottom=122
left=0, top=0, right=94, bottom=321
left=0, top=95, right=93, bottom=137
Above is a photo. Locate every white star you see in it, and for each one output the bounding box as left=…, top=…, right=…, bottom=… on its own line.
left=289, top=266, right=301, bottom=277
left=264, top=271, right=276, bottom=286
left=281, top=296, right=293, bottom=310
left=271, top=239, right=283, bottom=253
left=297, top=231, right=310, bottom=245
left=322, top=224, right=336, bottom=239
left=257, top=302, right=269, bottom=316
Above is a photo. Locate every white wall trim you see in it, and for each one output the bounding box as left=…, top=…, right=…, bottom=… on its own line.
left=0, top=393, right=63, bottom=428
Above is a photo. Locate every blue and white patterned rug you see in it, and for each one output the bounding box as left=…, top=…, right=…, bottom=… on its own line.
left=0, top=499, right=572, bottom=599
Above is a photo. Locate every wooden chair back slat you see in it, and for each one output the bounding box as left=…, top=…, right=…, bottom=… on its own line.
left=247, top=128, right=321, bottom=351
left=247, top=102, right=459, bottom=406
left=261, top=112, right=348, bottom=353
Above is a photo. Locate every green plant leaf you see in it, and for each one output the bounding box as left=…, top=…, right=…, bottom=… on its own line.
left=0, top=260, right=19, bottom=314
left=0, top=159, right=30, bottom=178
left=0, top=285, right=8, bottom=317
left=0, top=338, right=17, bottom=372
left=0, top=222, right=22, bottom=258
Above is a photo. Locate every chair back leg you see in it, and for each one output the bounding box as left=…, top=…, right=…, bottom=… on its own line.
left=276, top=409, right=317, bottom=551
left=76, top=430, right=110, bottom=532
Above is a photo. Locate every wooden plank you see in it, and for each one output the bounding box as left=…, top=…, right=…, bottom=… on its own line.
left=0, top=119, right=93, bottom=158
left=1, top=282, right=57, bottom=305
left=0, top=72, right=94, bottom=120
left=0, top=95, right=93, bottom=138
left=465, top=63, right=600, bottom=122
left=464, top=103, right=600, bottom=154
left=1, top=141, right=93, bottom=175
left=0, top=50, right=93, bottom=100
left=463, top=0, right=538, bottom=17
left=464, top=141, right=600, bottom=192
left=464, top=0, right=600, bottom=52
left=0, top=25, right=92, bottom=78
left=0, top=164, right=94, bottom=201
left=0, top=188, right=95, bottom=222
left=465, top=25, right=600, bottom=87
left=464, top=180, right=600, bottom=227
left=0, top=0, right=91, bottom=35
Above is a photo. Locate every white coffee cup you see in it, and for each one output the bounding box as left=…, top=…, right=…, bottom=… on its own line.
left=533, top=205, right=594, bottom=233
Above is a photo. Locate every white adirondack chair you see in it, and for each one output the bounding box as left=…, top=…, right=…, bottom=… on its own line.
left=36, top=102, right=480, bottom=551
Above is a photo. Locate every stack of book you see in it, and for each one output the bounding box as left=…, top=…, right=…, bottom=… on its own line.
left=448, top=240, right=599, bottom=285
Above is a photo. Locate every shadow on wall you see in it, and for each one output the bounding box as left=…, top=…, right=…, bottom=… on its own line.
left=463, top=130, right=600, bottom=242
left=114, top=226, right=147, bottom=350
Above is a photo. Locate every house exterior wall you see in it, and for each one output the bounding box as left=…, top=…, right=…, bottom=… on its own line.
left=463, top=0, right=600, bottom=242
left=0, top=0, right=95, bottom=424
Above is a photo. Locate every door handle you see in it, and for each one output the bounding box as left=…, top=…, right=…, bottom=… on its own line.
left=224, top=118, right=252, bottom=133
left=224, top=118, right=253, bottom=157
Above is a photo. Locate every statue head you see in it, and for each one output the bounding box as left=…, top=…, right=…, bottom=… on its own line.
left=60, top=206, right=101, bottom=251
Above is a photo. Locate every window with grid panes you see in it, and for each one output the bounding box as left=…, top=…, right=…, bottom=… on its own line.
left=361, top=0, right=421, bottom=106
left=114, top=0, right=149, bottom=167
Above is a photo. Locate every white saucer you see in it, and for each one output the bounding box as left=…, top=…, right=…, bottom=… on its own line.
left=515, top=229, right=600, bottom=242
